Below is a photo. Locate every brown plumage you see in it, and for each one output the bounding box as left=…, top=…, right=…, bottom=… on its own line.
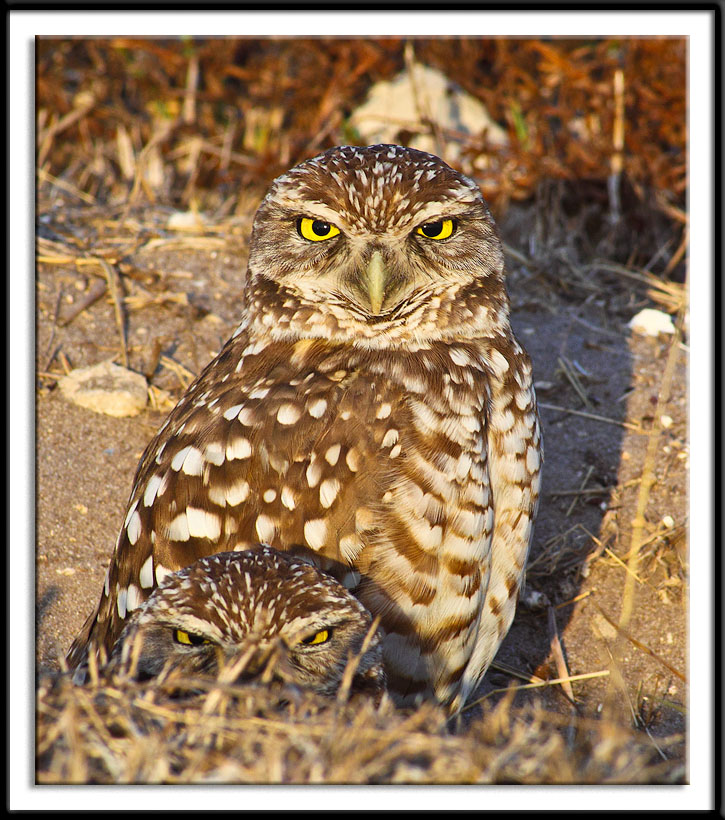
left=67, top=144, right=542, bottom=712
left=104, top=547, right=385, bottom=698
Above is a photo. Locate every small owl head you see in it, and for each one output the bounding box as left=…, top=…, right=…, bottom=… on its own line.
left=108, top=547, right=384, bottom=698
left=246, top=144, right=505, bottom=338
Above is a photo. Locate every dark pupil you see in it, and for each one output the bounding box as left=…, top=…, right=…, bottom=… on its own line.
left=312, top=220, right=330, bottom=235
left=178, top=631, right=206, bottom=646
left=421, top=221, right=443, bottom=237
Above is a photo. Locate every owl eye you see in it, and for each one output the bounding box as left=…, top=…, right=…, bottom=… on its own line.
left=297, top=217, right=340, bottom=242
left=174, top=628, right=212, bottom=646
left=416, top=218, right=457, bottom=240
left=300, top=628, right=331, bottom=646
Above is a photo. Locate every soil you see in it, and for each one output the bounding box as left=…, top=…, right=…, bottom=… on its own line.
left=35, top=198, right=688, bottom=774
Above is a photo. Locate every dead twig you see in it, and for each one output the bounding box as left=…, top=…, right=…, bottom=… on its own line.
left=57, top=278, right=108, bottom=327
left=566, top=465, right=595, bottom=518
left=465, top=670, right=611, bottom=711
left=547, top=604, right=575, bottom=703
left=539, top=402, right=642, bottom=432
left=594, top=606, right=686, bottom=683
left=98, top=259, right=129, bottom=368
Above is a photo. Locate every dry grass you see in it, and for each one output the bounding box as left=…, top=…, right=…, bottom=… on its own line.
left=36, top=669, right=683, bottom=785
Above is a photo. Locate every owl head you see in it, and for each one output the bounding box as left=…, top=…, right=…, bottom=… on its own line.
left=245, top=144, right=506, bottom=343
left=108, top=547, right=384, bottom=698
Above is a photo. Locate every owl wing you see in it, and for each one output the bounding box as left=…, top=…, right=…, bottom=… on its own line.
left=67, top=331, right=423, bottom=667
left=452, top=335, right=542, bottom=711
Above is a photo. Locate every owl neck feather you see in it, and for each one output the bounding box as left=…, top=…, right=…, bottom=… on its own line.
left=243, top=274, right=510, bottom=349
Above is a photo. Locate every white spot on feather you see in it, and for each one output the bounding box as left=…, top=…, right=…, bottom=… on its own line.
left=187, top=507, right=221, bottom=540
left=155, top=564, right=172, bottom=585
left=171, top=446, right=192, bottom=472
left=281, top=486, right=297, bottom=510
left=376, top=402, right=392, bottom=419
left=180, top=447, right=205, bottom=476
left=226, top=437, right=252, bottom=460
left=143, top=474, right=164, bottom=507
left=223, top=404, right=243, bottom=421
left=116, top=585, right=127, bottom=619
left=277, top=403, right=302, bottom=425
left=308, top=398, right=328, bottom=418
left=306, top=456, right=322, bottom=488
left=255, top=514, right=276, bottom=543
left=139, top=554, right=154, bottom=588
left=319, top=478, right=340, bottom=509
left=168, top=513, right=190, bottom=541
left=204, top=442, right=226, bottom=466
left=304, top=518, right=328, bottom=550
left=126, top=583, right=142, bottom=612
left=126, top=510, right=142, bottom=545
left=226, top=480, right=250, bottom=506
left=124, top=499, right=139, bottom=529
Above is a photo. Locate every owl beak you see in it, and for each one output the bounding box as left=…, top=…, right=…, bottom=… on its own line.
left=221, top=640, right=293, bottom=686
left=365, top=250, right=388, bottom=315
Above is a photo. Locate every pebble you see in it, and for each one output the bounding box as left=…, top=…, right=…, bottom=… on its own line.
left=58, top=360, right=148, bottom=417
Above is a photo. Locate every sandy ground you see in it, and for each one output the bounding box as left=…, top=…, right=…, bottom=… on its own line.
left=35, top=202, right=688, bottom=759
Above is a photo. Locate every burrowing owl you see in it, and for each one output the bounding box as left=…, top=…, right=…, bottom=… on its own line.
left=68, top=144, right=542, bottom=712
left=104, top=547, right=385, bottom=698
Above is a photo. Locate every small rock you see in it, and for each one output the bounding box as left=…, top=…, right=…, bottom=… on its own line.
left=166, top=210, right=207, bottom=231
left=348, top=62, right=507, bottom=168
left=628, top=308, right=675, bottom=337
left=593, top=613, right=617, bottom=639
left=58, top=360, right=148, bottom=417
left=520, top=588, right=548, bottom=610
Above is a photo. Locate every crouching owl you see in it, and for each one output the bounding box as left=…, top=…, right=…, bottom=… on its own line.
left=105, top=547, right=385, bottom=698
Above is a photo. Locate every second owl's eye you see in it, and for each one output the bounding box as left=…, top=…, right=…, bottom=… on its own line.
left=416, top=218, right=457, bottom=240
left=174, top=628, right=212, bottom=646
left=297, top=217, right=340, bottom=242
left=300, top=628, right=331, bottom=646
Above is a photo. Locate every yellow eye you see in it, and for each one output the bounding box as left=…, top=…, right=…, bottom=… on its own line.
left=416, top=218, right=456, bottom=240
left=300, top=629, right=330, bottom=646
left=174, top=629, right=212, bottom=646
left=297, top=217, right=340, bottom=242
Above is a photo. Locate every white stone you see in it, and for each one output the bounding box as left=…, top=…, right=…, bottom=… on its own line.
left=57, top=360, right=148, bottom=418
left=348, top=62, right=508, bottom=166
left=628, top=308, right=676, bottom=337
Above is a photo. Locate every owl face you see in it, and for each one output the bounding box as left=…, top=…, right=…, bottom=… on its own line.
left=110, top=548, right=384, bottom=697
left=247, top=144, right=504, bottom=330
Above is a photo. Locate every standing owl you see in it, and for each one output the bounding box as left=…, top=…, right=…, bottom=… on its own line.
left=67, top=144, right=542, bottom=713
left=105, top=547, right=385, bottom=698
